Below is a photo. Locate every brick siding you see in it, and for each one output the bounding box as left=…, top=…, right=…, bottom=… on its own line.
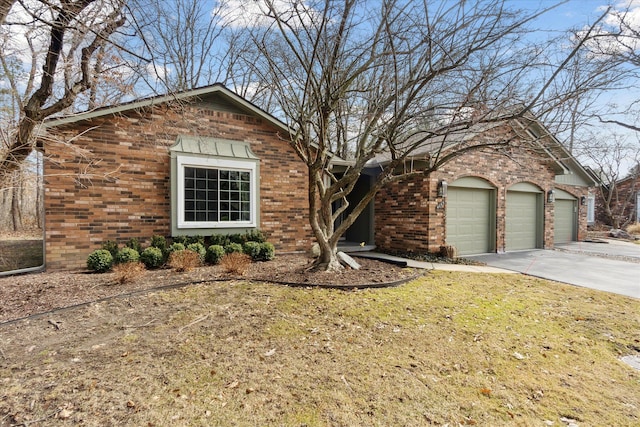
left=43, top=102, right=312, bottom=270
left=375, top=131, right=589, bottom=255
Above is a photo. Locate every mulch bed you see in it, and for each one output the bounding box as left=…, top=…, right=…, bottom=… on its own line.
left=0, top=254, right=421, bottom=324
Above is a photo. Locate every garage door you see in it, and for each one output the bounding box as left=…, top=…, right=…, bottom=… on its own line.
left=446, top=180, right=494, bottom=255
left=554, top=190, right=577, bottom=244
left=506, top=186, right=541, bottom=251
left=555, top=200, right=576, bottom=243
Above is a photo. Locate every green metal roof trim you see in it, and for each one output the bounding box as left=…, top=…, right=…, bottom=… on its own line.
left=170, top=135, right=259, bottom=160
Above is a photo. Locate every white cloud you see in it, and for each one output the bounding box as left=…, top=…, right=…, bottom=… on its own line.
left=214, top=0, right=319, bottom=29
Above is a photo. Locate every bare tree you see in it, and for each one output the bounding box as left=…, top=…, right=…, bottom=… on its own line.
left=0, top=0, right=14, bottom=24
left=578, top=133, right=640, bottom=229
left=0, top=0, right=127, bottom=190
left=127, top=0, right=233, bottom=92
left=231, top=0, right=610, bottom=271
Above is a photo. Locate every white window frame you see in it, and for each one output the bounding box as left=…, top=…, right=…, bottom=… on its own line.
left=176, top=154, right=257, bottom=229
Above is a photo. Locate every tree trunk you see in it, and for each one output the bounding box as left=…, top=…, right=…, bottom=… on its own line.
left=11, top=171, right=22, bottom=231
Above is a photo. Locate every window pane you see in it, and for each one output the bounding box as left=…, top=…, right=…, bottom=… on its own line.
left=182, top=165, right=253, bottom=224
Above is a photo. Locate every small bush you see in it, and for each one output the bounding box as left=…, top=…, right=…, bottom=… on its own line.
left=186, top=235, right=205, bottom=245
left=627, top=223, right=640, bottom=235
left=168, top=249, right=201, bottom=272
left=243, top=229, right=267, bottom=243
left=115, top=247, right=140, bottom=264
left=228, top=233, right=245, bottom=244
left=171, top=235, right=188, bottom=245
left=209, top=234, right=230, bottom=246
left=125, top=238, right=142, bottom=254
left=243, top=241, right=261, bottom=260
left=101, top=240, right=119, bottom=258
left=140, top=247, right=164, bottom=269
left=225, top=242, right=243, bottom=254
left=150, top=235, right=168, bottom=252
left=187, top=242, right=206, bottom=261
left=169, top=242, right=185, bottom=253
left=258, top=242, right=275, bottom=261
left=87, top=249, right=114, bottom=273
left=206, top=244, right=225, bottom=265
left=220, top=252, right=252, bottom=275
left=112, top=262, right=145, bottom=284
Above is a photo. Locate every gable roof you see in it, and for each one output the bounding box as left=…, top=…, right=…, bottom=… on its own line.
left=43, top=83, right=291, bottom=135
left=365, top=110, right=596, bottom=186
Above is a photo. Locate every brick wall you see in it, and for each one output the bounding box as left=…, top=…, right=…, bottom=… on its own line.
left=375, top=132, right=589, bottom=255
left=44, top=102, right=312, bottom=270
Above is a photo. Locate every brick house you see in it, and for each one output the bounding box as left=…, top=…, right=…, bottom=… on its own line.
left=42, top=84, right=314, bottom=270
left=343, top=116, right=595, bottom=256
left=42, top=85, right=594, bottom=270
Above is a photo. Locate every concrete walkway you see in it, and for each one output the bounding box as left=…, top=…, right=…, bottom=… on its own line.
left=352, top=252, right=516, bottom=273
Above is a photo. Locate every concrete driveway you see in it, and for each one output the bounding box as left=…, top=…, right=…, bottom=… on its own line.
left=468, top=240, right=640, bottom=299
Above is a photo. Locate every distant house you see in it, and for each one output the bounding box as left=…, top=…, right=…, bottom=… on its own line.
left=41, top=86, right=595, bottom=270
left=594, top=172, right=640, bottom=228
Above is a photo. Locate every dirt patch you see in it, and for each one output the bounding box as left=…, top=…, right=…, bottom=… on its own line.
left=0, top=254, right=416, bottom=324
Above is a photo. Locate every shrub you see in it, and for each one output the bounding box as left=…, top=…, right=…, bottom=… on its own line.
left=228, top=233, right=245, bottom=244
left=150, top=235, right=168, bottom=252
left=627, top=223, right=640, bottom=235
left=243, top=241, right=261, bottom=260
left=206, top=244, right=225, bottom=265
left=169, top=242, right=185, bottom=253
left=168, top=249, right=201, bottom=272
left=115, top=247, right=140, bottom=264
left=209, top=234, right=230, bottom=246
left=186, top=235, right=205, bottom=245
left=220, top=252, right=252, bottom=275
left=243, top=229, right=267, bottom=243
left=187, top=242, right=206, bottom=261
left=258, top=242, right=275, bottom=261
left=171, top=235, right=188, bottom=245
left=140, top=247, right=164, bottom=269
left=225, top=242, right=243, bottom=254
left=87, top=249, right=113, bottom=273
left=112, top=262, right=145, bottom=284
left=101, top=240, right=119, bottom=258
left=125, top=238, right=142, bottom=254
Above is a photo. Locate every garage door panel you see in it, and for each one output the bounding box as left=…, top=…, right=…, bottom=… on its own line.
left=446, top=188, right=492, bottom=255
left=506, top=191, right=539, bottom=251
left=555, top=199, right=576, bottom=244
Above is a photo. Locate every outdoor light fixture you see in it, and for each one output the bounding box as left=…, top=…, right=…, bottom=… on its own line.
left=547, top=189, right=555, bottom=203
left=580, top=195, right=587, bottom=206
left=438, top=180, right=448, bottom=198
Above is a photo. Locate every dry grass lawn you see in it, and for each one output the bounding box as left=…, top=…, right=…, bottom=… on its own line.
left=1, top=271, right=639, bottom=426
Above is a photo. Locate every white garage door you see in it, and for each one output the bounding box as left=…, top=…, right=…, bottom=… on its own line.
left=446, top=182, right=494, bottom=255
left=506, top=188, right=541, bottom=251
left=554, top=191, right=577, bottom=244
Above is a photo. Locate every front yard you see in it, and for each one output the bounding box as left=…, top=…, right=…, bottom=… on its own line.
left=1, top=271, right=639, bottom=426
